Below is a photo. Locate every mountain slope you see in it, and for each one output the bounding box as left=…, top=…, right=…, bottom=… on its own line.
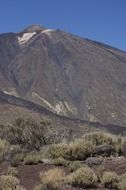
left=0, top=25, right=126, bottom=128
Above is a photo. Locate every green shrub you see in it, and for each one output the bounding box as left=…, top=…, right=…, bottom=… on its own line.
left=64, top=140, right=95, bottom=160
left=84, top=132, right=117, bottom=146
left=67, top=161, right=82, bottom=172
left=66, top=166, right=98, bottom=188
left=11, top=153, right=25, bottom=167
left=8, top=144, right=23, bottom=162
left=2, top=118, right=48, bottom=150
left=6, top=166, right=18, bottom=177
left=14, top=152, right=26, bottom=162
left=23, top=153, right=42, bottom=165
left=118, top=174, right=126, bottom=190
left=83, top=132, right=126, bottom=156
left=0, top=175, right=20, bottom=189
left=49, top=143, right=67, bottom=159
left=101, top=171, right=119, bottom=189
left=52, top=157, right=68, bottom=166
left=0, top=139, right=10, bottom=162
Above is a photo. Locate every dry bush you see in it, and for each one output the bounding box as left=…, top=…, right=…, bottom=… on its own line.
left=11, top=152, right=26, bottom=167
left=1, top=118, right=49, bottom=150
left=52, top=157, right=68, bottom=166
left=49, top=139, right=95, bottom=161
left=23, top=152, right=42, bottom=165
left=33, top=184, right=45, bottom=190
left=66, top=165, right=98, bottom=188
left=49, top=143, right=67, bottom=159
left=83, top=132, right=126, bottom=156
left=39, top=168, right=65, bottom=189
left=95, top=165, right=105, bottom=182
left=64, top=139, right=95, bottom=160
left=83, top=132, right=117, bottom=146
left=67, top=161, right=82, bottom=172
left=101, top=171, right=119, bottom=189
left=118, top=174, right=126, bottom=190
left=6, top=166, right=18, bottom=177
left=0, top=138, right=10, bottom=161
left=0, top=175, right=21, bottom=189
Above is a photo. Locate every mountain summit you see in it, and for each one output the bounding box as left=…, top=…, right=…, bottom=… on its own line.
left=0, top=25, right=126, bottom=129
left=22, top=24, right=46, bottom=33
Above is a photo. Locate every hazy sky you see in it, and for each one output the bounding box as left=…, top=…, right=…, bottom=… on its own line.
left=0, top=0, right=126, bottom=51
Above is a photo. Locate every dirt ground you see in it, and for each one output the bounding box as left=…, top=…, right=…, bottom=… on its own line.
left=0, top=157, right=126, bottom=190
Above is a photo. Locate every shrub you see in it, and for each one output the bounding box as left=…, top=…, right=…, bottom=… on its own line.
left=52, top=157, right=68, bottom=166
left=40, top=168, right=65, bottom=189
left=83, top=132, right=117, bottom=146
left=95, top=165, right=105, bottom=182
left=67, top=161, right=82, bottom=172
left=8, top=144, right=23, bottom=161
left=23, top=153, right=42, bottom=165
left=14, top=152, right=26, bottom=162
left=118, top=174, right=126, bottom=190
left=0, top=175, right=20, bottom=189
left=66, top=166, right=98, bottom=188
left=11, top=153, right=25, bottom=167
left=64, top=140, right=95, bottom=160
left=49, top=138, right=95, bottom=161
left=83, top=132, right=126, bottom=156
left=49, top=143, right=67, bottom=159
left=6, top=166, right=18, bottom=177
left=101, top=171, right=119, bottom=189
left=0, top=139, right=10, bottom=161
left=33, top=184, right=45, bottom=190
left=3, top=118, right=49, bottom=150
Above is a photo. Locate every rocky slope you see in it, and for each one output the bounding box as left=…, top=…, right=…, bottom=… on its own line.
left=0, top=24, right=126, bottom=128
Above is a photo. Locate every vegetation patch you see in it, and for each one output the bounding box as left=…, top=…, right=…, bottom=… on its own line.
left=23, top=152, right=42, bottom=165
left=101, top=171, right=119, bottom=189
left=66, top=165, right=98, bottom=188
left=39, top=168, right=65, bottom=190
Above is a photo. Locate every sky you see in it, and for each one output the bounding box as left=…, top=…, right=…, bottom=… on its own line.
left=0, top=0, right=126, bottom=51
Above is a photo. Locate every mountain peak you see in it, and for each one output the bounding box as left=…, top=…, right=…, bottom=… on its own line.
left=22, top=24, right=46, bottom=33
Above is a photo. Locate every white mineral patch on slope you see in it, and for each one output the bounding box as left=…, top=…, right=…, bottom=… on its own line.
left=32, top=92, right=67, bottom=114
left=32, top=92, right=55, bottom=111
left=17, top=32, right=36, bottom=44
left=41, top=29, right=55, bottom=36
left=3, top=89, right=18, bottom=97
left=55, top=102, right=65, bottom=114
left=17, top=29, right=54, bottom=45
left=64, top=101, right=73, bottom=113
